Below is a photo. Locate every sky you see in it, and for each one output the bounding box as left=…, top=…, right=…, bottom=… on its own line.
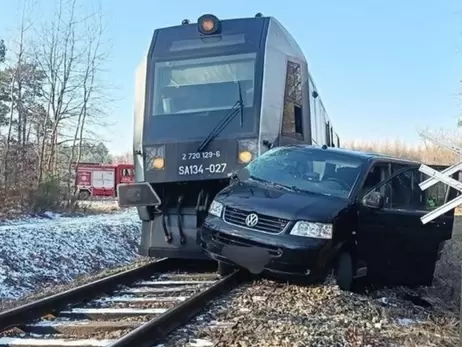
left=0, top=0, right=461, bottom=155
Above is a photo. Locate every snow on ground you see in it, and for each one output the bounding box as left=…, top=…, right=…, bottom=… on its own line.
left=0, top=208, right=142, bottom=300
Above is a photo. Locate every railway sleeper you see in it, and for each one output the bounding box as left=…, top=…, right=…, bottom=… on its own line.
left=0, top=261, right=244, bottom=347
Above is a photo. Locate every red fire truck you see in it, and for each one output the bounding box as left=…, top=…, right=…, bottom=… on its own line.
left=75, top=162, right=135, bottom=200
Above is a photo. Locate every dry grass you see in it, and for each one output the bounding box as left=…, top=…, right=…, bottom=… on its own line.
left=73, top=199, right=121, bottom=215
left=344, top=134, right=462, bottom=315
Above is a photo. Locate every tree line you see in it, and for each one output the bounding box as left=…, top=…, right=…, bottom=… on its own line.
left=0, top=0, right=114, bottom=215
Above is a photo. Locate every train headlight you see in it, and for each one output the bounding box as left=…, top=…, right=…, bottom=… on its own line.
left=152, top=158, right=165, bottom=169
left=209, top=200, right=224, bottom=217
left=238, top=151, right=252, bottom=164
left=202, top=19, right=214, bottom=32
left=146, top=145, right=166, bottom=171
left=290, top=221, right=333, bottom=239
left=198, top=14, right=220, bottom=35
left=238, top=139, right=258, bottom=164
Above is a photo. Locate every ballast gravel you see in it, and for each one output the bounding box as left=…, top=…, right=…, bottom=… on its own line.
left=158, top=276, right=459, bottom=347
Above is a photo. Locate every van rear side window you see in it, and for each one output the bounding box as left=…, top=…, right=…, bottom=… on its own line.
left=370, top=168, right=449, bottom=210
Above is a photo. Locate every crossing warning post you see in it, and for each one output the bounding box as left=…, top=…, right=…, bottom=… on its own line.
left=417, top=130, right=462, bottom=345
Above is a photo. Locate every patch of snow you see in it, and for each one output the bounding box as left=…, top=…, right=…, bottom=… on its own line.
left=96, top=296, right=188, bottom=302
left=61, top=307, right=167, bottom=315
left=0, top=337, right=114, bottom=346
left=136, top=280, right=215, bottom=286
left=121, top=286, right=201, bottom=294
left=32, top=320, right=92, bottom=327
left=252, top=296, right=266, bottom=302
left=208, top=320, right=235, bottom=328
left=0, top=208, right=142, bottom=300
left=396, top=318, right=421, bottom=326
left=188, top=339, right=214, bottom=347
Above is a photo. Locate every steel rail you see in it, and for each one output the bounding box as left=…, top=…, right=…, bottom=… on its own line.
left=0, top=258, right=177, bottom=331
left=109, top=269, right=245, bottom=347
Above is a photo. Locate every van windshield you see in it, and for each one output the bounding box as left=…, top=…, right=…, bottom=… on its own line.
left=246, top=147, right=364, bottom=199
left=153, top=53, right=256, bottom=115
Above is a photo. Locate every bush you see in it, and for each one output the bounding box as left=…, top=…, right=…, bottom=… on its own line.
left=30, top=174, right=63, bottom=212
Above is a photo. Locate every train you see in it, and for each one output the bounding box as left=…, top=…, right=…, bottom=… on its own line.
left=117, top=13, right=341, bottom=260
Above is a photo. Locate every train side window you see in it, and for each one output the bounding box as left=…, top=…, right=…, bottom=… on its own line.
left=325, top=121, right=331, bottom=146
left=330, top=126, right=334, bottom=147
left=282, top=61, right=303, bottom=138
left=318, top=102, right=326, bottom=144
left=308, top=77, right=317, bottom=142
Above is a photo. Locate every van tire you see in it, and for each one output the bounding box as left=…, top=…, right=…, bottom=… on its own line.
left=335, top=252, right=354, bottom=291
left=217, top=261, right=234, bottom=276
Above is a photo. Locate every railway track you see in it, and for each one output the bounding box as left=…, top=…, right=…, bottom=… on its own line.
left=0, top=258, right=245, bottom=347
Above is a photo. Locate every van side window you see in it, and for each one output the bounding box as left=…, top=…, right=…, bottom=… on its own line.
left=374, top=168, right=449, bottom=210
left=282, top=61, right=303, bottom=138
left=391, top=163, right=408, bottom=174
left=361, top=163, right=389, bottom=195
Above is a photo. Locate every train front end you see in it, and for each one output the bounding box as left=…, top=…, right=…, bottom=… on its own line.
left=118, top=14, right=268, bottom=259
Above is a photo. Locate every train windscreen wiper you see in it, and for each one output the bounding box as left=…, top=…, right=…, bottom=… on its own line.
left=197, top=81, right=244, bottom=152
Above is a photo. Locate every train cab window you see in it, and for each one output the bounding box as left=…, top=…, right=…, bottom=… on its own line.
left=122, top=168, right=132, bottom=177
left=153, top=53, right=256, bottom=115
left=282, top=61, right=303, bottom=138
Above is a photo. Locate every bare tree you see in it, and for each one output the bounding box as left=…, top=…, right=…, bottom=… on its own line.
left=0, top=39, right=5, bottom=63
left=34, top=0, right=80, bottom=180
left=3, top=0, right=34, bottom=186
left=0, top=0, right=113, bottom=215
left=66, top=5, right=106, bottom=202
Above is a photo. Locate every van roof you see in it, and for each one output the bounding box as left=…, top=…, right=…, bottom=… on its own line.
left=287, top=145, right=422, bottom=165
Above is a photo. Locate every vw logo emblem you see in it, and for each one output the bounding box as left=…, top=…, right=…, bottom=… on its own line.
left=245, top=213, right=259, bottom=227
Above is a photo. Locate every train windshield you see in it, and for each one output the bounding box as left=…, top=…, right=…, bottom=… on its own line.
left=153, top=53, right=256, bottom=116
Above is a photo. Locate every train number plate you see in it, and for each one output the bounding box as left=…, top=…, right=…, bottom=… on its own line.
left=178, top=163, right=227, bottom=176
left=181, top=151, right=221, bottom=160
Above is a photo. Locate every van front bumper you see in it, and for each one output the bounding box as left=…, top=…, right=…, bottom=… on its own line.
left=199, top=217, right=334, bottom=277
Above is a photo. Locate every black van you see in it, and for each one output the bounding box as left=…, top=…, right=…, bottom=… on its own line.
left=199, top=145, right=459, bottom=290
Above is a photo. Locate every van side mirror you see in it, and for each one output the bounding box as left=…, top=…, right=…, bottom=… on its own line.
left=362, top=191, right=384, bottom=209
left=230, top=167, right=250, bottom=182
left=237, top=167, right=250, bottom=181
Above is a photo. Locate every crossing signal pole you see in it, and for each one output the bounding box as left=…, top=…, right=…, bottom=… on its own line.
left=418, top=130, right=462, bottom=224
left=417, top=130, right=462, bottom=346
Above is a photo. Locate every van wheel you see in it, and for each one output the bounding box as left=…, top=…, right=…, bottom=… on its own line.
left=217, top=261, right=234, bottom=276
left=335, top=252, right=354, bottom=291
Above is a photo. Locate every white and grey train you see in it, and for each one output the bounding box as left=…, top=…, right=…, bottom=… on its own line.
left=118, top=13, right=341, bottom=260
